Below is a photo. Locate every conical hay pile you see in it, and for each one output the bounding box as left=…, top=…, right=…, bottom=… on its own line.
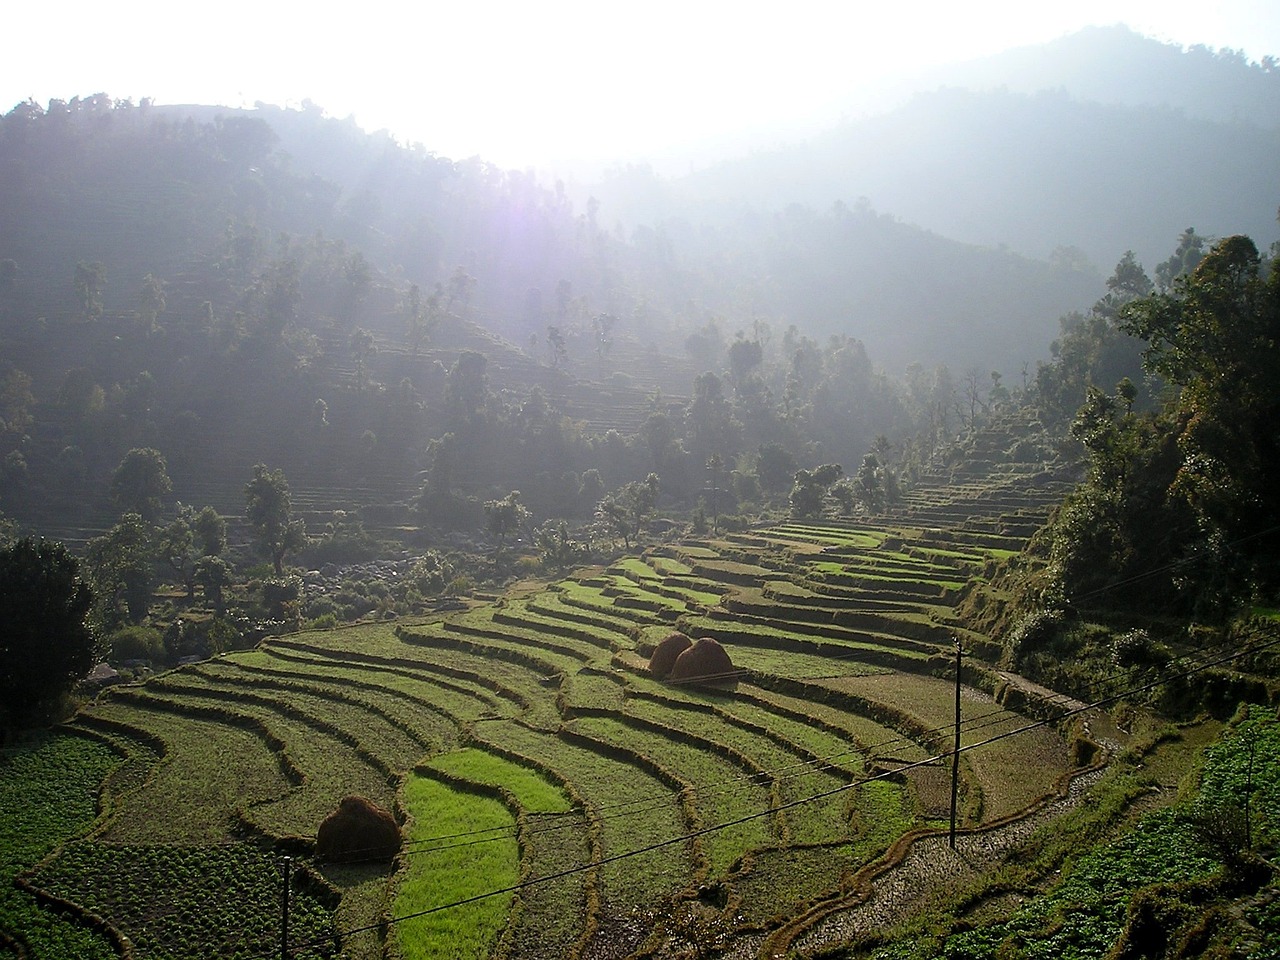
left=316, top=795, right=402, bottom=863
left=667, top=636, right=738, bottom=687
left=648, top=631, right=693, bottom=679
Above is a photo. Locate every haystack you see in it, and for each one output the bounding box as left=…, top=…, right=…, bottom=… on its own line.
left=316, top=795, right=402, bottom=863
left=668, top=637, right=738, bottom=688
left=649, top=631, right=693, bottom=679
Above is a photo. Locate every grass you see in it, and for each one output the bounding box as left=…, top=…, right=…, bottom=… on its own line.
left=568, top=713, right=776, bottom=879
left=420, top=749, right=588, bottom=959
left=395, top=776, right=518, bottom=960
left=478, top=721, right=692, bottom=914
left=423, top=748, right=572, bottom=815
left=80, top=701, right=293, bottom=844
left=8, top=465, right=1138, bottom=957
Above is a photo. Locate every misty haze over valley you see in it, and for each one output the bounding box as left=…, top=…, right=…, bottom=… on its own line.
left=3, top=17, right=1280, bottom=960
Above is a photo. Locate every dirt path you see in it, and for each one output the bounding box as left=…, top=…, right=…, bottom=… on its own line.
left=716, top=764, right=1107, bottom=959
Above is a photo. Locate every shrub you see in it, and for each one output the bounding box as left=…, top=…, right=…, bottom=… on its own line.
left=1005, top=608, right=1066, bottom=668
left=1111, top=628, right=1170, bottom=670
left=109, top=625, right=165, bottom=663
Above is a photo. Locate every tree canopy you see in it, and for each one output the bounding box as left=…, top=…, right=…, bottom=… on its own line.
left=1039, top=234, right=1280, bottom=614
left=244, top=464, right=307, bottom=575
left=0, top=538, right=97, bottom=731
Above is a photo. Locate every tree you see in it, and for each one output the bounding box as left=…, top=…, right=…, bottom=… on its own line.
left=536, top=520, right=589, bottom=572
left=85, top=514, right=154, bottom=627
left=445, top=351, right=491, bottom=427
left=852, top=453, right=887, bottom=515
left=789, top=464, right=843, bottom=519
left=244, top=464, right=306, bottom=575
left=1154, top=227, right=1206, bottom=291
left=1119, top=234, right=1280, bottom=601
left=73, top=260, right=106, bottom=320
left=597, top=474, right=660, bottom=548
left=110, top=448, right=172, bottom=520
left=546, top=326, right=568, bottom=368
left=756, top=443, right=797, bottom=495
left=136, top=273, right=166, bottom=335
left=158, top=505, right=226, bottom=602
left=400, top=283, right=441, bottom=356
left=484, top=491, right=531, bottom=550
left=0, top=538, right=97, bottom=731
left=195, top=555, right=232, bottom=615
left=705, top=454, right=724, bottom=532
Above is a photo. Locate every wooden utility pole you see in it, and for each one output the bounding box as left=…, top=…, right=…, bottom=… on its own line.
left=281, top=856, right=292, bottom=960
left=950, top=640, right=962, bottom=850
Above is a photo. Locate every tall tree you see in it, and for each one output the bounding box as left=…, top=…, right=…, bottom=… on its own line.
left=109, top=448, right=172, bottom=520
left=1120, top=234, right=1280, bottom=600
left=73, top=260, right=106, bottom=320
left=484, top=490, right=531, bottom=550
left=244, top=464, right=306, bottom=575
left=0, top=538, right=96, bottom=732
left=85, top=514, right=154, bottom=627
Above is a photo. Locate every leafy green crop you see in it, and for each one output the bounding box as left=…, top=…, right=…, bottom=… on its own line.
left=0, top=732, right=122, bottom=959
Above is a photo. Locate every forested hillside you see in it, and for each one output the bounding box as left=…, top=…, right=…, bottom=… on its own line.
left=607, top=27, right=1280, bottom=273
left=2, top=26, right=1280, bottom=960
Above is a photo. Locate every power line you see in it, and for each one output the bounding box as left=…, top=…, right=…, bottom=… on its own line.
left=268, top=632, right=1280, bottom=958
left=389, top=627, right=1262, bottom=860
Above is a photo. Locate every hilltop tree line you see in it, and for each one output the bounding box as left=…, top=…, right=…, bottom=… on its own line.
left=1022, top=226, right=1280, bottom=618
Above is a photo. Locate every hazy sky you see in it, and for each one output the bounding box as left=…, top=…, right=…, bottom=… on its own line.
left=5, top=0, right=1279, bottom=170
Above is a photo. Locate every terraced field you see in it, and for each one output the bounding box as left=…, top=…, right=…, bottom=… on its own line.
left=7, top=461, right=1098, bottom=959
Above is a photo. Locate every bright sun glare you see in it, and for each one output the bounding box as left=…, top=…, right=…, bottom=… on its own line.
left=6, top=0, right=1280, bottom=170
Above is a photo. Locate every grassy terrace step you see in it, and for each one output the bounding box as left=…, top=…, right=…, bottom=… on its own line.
left=553, top=579, right=671, bottom=627
left=596, top=573, right=699, bottom=617
left=190, top=659, right=450, bottom=754
left=696, top=601, right=941, bottom=657
left=408, top=749, right=588, bottom=960
left=806, top=561, right=969, bottom=592
left=565, top=713, right=776, bottom=879
left=785, top=574, right=957, bottom=605
left=683, top=557, right=781, bottom=588
left=394, top=776, right=519, bottom=960
left=108, top=686, right=396, bottom=837
left=677, top=612, right=935, bottom=675
left=76, top=700, right=297, bottom=844
left=490, top=600, right=629, bottom=656
left=198, top=652, right=465, bottom=744
left=152, top=670, right=432, bottom=774
left=746, top=584, right=961, bottom=641
left=271, top=638, right=531, bottom=719
left=811, top=673, right=1072, bottom=823
left=608, top=559, right=726, bottom=608
left=617, top=677, right=865, bottom=779
left=916, top=527, right=1030, bottom=553
left=432, top=617, right=597, bottom=670
left=528, top=589, right=641, bottom=641
left=747, top=525, right=888, bottom=551
left=476, top=721, right=692, bottom=920
left=559, top=666, right=630, bottom=714
left=619, top=697, right=854, bottom=847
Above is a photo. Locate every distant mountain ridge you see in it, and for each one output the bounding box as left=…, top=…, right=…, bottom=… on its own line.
left=603, top=26, right=1280, bottom=271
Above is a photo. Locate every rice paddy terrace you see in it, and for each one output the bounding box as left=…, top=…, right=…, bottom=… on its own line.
left=4, top=461, right=1103, bottom=960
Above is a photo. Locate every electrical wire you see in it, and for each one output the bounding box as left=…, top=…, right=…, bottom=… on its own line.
left=264, top=631, right=1280, bottom=959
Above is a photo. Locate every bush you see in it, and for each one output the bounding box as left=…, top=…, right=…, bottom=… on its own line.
left=1005, top=608, right=1066, bottom=668
left=109, top=625, right=165, bottom=663
left=1111, top=628, right=1170, bottom=670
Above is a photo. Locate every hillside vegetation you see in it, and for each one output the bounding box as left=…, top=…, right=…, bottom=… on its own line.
left=2, top=26, right=1280, bottom=960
